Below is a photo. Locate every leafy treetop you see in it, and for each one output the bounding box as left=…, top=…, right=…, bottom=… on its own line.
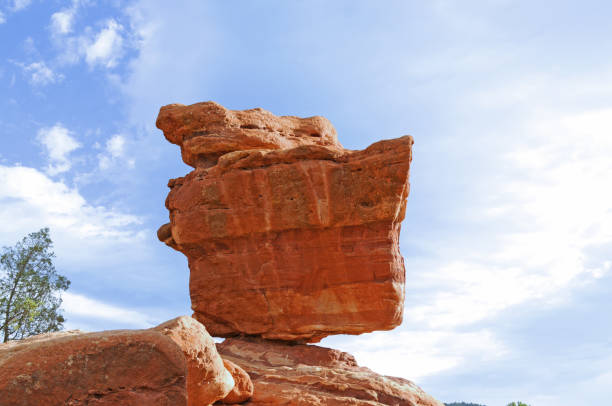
left=0, top=228, right=70, bottom=342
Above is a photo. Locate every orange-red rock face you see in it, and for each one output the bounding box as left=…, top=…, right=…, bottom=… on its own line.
left=156, top=101, right=342, bottom=168
left=158, top=102, right=413, bottom=343
left=0, top=329, right=188, bottom=406
left=221, top=359, right=254, bottom=404
left=0, top=316, right=235, bottom=406
left=154, top=316, right=235, bottom=405
left=217, top=337, right=444, bottom=406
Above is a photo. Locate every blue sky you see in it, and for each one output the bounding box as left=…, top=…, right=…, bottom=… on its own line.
left=1, top=1, right=611, bottom=405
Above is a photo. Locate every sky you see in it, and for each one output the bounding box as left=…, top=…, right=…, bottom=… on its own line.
left=1, top=1, right=611, bottom=405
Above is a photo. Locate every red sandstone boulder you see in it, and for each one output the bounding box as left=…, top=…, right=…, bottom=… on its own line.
left=220, top=359, right=254, bottom=404
left=154, top=316, right=235, bottom=405
left=156, top=101, right=342, bottom=168
left=0, top=316, right=233, bottom=406
left=157, top=102, right=413, bottom=343
left=217, top=337, right=444, bottom=406
left=0, top=329, right=187, bottom=406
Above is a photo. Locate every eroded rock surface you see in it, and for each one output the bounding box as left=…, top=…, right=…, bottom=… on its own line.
left=157, top=102, right=413, bottom=343
left=0, top=316, right=233, bottom=406
left=156, top=101, right=342, bottom=168
left=220, top=359, right=254, bottom=404
left=217, top=337, right=444, bottom=406
left=0, top=329, right=187, bottom=406
left=154, top=316, right=235, bottom=405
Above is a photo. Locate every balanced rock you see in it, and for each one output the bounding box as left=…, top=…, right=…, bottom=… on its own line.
left=157, top=101, right=413, bottom=342
left=217, top=337, right=444, bottom=406
left=0, top=316, right=233, bottom=406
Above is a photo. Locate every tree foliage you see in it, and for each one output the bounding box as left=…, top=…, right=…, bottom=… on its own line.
left=506, top=403, right=531, bottom=406
left=0, top=228, right=70, bottom=342
left=445, top=402, right=488, bottom=406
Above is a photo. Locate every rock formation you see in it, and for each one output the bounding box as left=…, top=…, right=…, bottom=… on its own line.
left=153, top=316, right=235, bottom=405
left=0, top=316, right=236, bottom=406
left=157, top=101, right=413, bottom=342
left=217, top=337, right=443, bottom=406
left=0, top=102, right=442, bottom=406
left=220, top=359, right=254, bottom=404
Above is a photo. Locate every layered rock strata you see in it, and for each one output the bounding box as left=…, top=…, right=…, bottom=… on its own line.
left=157, top=101, right=413, bottom=342
left=0, top=316, right=237, bottom=406
left=217, top=337, right=444, bottom=406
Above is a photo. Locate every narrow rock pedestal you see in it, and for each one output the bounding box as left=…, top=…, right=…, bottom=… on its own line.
left=217, top=337, right=444, bottom=406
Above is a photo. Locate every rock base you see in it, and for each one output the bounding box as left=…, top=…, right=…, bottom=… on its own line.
left=217, top=337, right=444, bottom=406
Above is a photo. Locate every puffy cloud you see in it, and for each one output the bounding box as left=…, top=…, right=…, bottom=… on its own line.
left=324, top=328, right=507, bottom=380
left=402, top=108, right=612, bottom=332
left=51, top=13, right=127, bottom=70
left=20, top=61, right=64, bottom=86
left=0, top=164, right=173, bottom=332
left=84, top=19, right=124, bottom=68
left=98, top=134, right=135, bottom=170
left=37, top=124, right=81, bottom=175
left=0, top=164, right=144, bottom=251
left=106, top=134, right=125, bottom=158
left=62, top=292, right=155, bottom=330
left=0, top=11, right=6, bottom=24
left=51, top=8, right=76, bottom=35
left=10, top=0, right=31, bottom=12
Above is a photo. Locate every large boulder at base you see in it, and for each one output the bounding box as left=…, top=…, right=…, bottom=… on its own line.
left=157, top=101, right=413, bottom=343
left=0, top=316, right=233, bottom=406
left=154, top=316, right=235, bottom=405
left=216, top=337, right=444, bottom=406
left=220, top=359, right=254, bottom=404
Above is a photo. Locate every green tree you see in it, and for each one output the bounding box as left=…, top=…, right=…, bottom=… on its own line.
left=0, top=228, right=70, bottom=342
left=506, top=402, right=531, bottom=406
left=445, top=403, right=487, bottom=406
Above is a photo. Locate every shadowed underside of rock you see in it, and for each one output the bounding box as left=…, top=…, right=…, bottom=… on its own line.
left=157, top=102, right=413, bottom=343
left=217, top=337, right=444, bottom=406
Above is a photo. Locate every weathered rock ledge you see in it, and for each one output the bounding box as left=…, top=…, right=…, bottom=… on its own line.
left=217, top=337, right=444, bottom=406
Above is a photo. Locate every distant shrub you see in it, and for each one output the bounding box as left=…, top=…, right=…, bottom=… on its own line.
left=445, top=403, right=487, bottom=406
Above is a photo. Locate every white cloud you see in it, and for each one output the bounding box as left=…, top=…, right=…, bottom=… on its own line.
left=51, top=13, right=129, bottom=70
left=37, top=124, right=81, bottom=175
left=106, top=134, right=125, bottom=157
left=324, top=328, right=507, bottom=380
left=0, top=164, right=170, bottom=332
left=0, top=163, right=189, bottom=332
left=21, top=61, right=64, bottom=86
left=85, top=19, right=124, bottom=68
left=51, top=8, right=76, bottom=35
left=97, top=134, right=135, bottom=170
left=62, top=292, right=154, bottom=329
left=11, top=0, right=31, bottom=12
left=397, top=104, right=612, bottom=340
left=0, top=164, right=148, bottom=276
left=0, top=11, right=6, bottom=24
